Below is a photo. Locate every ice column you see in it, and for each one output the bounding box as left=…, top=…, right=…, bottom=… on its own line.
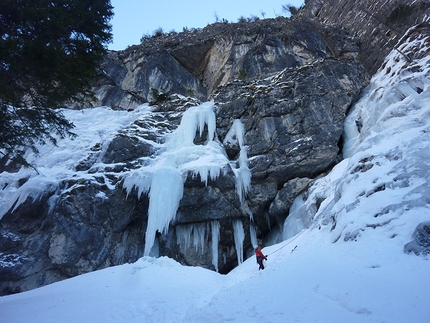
left=144, top=166, right=183, bottom=256
left=124, top=101, right=241, bottom=258
left=193, top=224, right=207, bottom=253
left=132, top=101, right=226, bottom=256
left=224, top=120, right=251, bottom=265
left=211, top=221, right=220, bottom=272
left=223, top=119, right=251, bottom=205
left=236, top=147, right=252, bottom=205
left=233, top=219, right=245, bottom=265
left=249, top=223, right=258, bottom=249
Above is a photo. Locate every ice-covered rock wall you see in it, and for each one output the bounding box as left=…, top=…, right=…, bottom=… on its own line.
left=122, top=101, right=251, bottom=260
left=0, top=20, right=367, bottom=295
left=3, top=0, right=426, bottom=296
left=299, top=0, right=430, bottom=73
left=284, top=23, right=430, bottom=254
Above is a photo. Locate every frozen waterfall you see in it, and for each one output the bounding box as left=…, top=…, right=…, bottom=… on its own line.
left=176, top=223, right=208, bottom=254
left=211, top=221, right=220, bottom=272
left=175, top=221, right=221, bottom=272
left=123, top=101, right=251, bottom=259
left=233, top=220, right=245, bottom=265
left=223, top=119, right=251, bottom=205
left=144, top=166, right=183, bottom=256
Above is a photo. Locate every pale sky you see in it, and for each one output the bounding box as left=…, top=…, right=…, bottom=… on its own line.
left=109, top=0, right=305, bottom=50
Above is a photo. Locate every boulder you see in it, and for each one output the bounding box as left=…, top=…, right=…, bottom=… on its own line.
left=404, top=221, right=430, bottom=255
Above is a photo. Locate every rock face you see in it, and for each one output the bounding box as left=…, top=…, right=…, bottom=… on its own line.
left=3, top=0, right=425, bottom=295
left=89, top=17, right=363, bottom=109
left=404, top=221, right=430, bottom=256
left=0, top=176, right=147, bottom=293
left=90, top=0, right=429, bottom=111
left=298, top=0, right=430, bottom=73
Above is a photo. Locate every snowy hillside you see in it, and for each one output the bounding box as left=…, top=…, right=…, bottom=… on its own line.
left=1, top=25, right=430, bottom=322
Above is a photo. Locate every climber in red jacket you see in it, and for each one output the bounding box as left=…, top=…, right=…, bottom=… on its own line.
left=255, top=246, right=268, bottom=270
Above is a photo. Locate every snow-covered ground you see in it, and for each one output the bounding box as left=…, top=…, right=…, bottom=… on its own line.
left=1, top=26, right=430, bottom=323
left=1, top=227, right=428, bottom=323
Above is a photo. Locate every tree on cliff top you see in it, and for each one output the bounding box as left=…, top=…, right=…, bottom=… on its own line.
left=0, top=0, right=113, bottom=166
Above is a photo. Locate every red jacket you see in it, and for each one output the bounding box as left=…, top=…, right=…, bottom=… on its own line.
left=255, top=248, right=267, bottom=260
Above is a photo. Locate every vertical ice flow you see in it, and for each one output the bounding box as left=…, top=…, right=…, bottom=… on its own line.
left=211, top=221, right=220, bottom=272
left=250, top=224, right=257, bottom=248
left=233, top=220, right=245, bottom=265
left=140, top=101, right=228, bottom=256
left=123, top=101, right=252, bottom=258
left=144, top=166, right=183, bottom=256
left=223, top=119, right=251, bottom=205
left=176, top=223, right=208, bottom=254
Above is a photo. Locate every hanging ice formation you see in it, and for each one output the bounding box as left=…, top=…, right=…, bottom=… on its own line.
left=223, top=119, right=252, bottom=205
left=123, top=101, right=252, bottom=260
left=224, top=119, right=254, bottom=264
left=176, top=223, right=209, bottom=254
left=249, top=223, right=258, bottom=249
left=211, top=221, right=220, bottom=272
left=144, top=166, right=183, bottom=256
left=176, top=220, right=220, bottom=272
left=233, top=220, right=245, bottom=265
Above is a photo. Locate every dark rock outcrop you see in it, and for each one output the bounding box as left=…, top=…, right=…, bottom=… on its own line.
left=404, top=222, right=430, bottom=255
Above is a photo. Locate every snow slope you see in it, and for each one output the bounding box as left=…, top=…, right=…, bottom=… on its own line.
left=1, top=25, right=430, bottom=323
left=0, top=228, right=428, bottom=323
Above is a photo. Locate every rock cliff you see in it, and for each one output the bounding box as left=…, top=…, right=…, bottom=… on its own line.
left=0, top=0, right=426, bottom=295
left=90, top=17, right=363, bottom=109
left=298, top=0, right=430, bottom=73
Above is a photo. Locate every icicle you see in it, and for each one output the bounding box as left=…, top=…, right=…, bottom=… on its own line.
left=192, top=164, right=222, bottom=187
left=233, top=219, right=245, bottom=265
left=176, top=224, right=193, bottom=249
left=114, top=231, right=129, bottom=265
left=211, top=221, right=220, bottom=272
left=249, top=223, right=258, bottom=249
left=200, top=100, right=217, bottom=142
left=176, top=223, right=207, bottom=254
left=235, top=147, right=252, bottom=204
left=144, top=166, right=183, bottom=256
left=122, top=101, right=238, bottom=257
left=197, top=104, right=216, bottom=141
left=224, top=119, right=252, bottom=205
left=122, top=169, right=152, bottom=199
left=223, top=119, right=245, bottom=148
left=234, top=120, right=245, bottom=148
left=167, top=101, right=217, bottom=148
left=193, top=224, right=207, bottom=254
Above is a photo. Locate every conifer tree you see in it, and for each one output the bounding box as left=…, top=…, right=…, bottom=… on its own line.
left=0, top=0, right=114, bottom=165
